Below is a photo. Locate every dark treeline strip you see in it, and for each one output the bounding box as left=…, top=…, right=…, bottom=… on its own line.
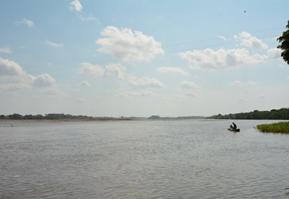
left=210, top=108, right=289, bottom=120
left=0, top=113, right=206, bottom=121
left=2, top=108, right=289, bottom=121
left=0, top=113, right=139, bottom=121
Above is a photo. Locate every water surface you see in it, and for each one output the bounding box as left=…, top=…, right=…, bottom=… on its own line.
left=1, top=119, right=289, bottom=199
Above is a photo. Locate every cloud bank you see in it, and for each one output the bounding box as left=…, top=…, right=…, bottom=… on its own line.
left=96, top=26, right=164, bottom=62
left=180, top=32, right=279, bottom=70
left=234, top=32, right=268, bottom=49
left=180, top=48, right=266, bottom=69
left=0, top=58, right=55, bottom=90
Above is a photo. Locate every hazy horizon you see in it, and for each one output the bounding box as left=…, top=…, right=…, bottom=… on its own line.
left=2, top=107, right=289, bottom=118
left=0, top=0, right=289, bottom=116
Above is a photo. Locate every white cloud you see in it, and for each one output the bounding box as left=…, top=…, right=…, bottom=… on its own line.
left=234, top=32, right=268, bottom=49
left=45, top=40, right=64, bottom=48
left=19, top=18, right=34, bottom=28
left=0, top=48, right=12, bottom=54
left=80, top=63, right=163, bottom=90
left=80, top=63, right=104, bottom=77
left=80, top=81, right=91, bottom=87
left=180, top=48, right=266, bottom=69
left=0, top=57, right=56, bottom=90
left=96, top=26, right=164, bottom=62
left=0, top=58, right=25, bottom=76
left=157, top=67, right=187, bottom=76
left=266, top=48, right=281, bottom=59
left=80, top=62, right=126, bottom=79
left=0, top=58, right=31, bottom=90
left=70, top=0, right=82, bottom=12
left=32, top=74, right=56, bottom=88
left=127, top=76, right=163, bottom=88
left=105, top=64, right=126, bottom=79
left=180, top=32, right=281, bottom=70
left=79, top=62, right=164, bottom=90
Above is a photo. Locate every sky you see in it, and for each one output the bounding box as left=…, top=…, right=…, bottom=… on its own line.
left=0, top=0, right=288, bottom=117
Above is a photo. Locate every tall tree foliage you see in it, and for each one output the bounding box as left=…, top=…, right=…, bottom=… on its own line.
left=278, top=20, right=289, bottom=64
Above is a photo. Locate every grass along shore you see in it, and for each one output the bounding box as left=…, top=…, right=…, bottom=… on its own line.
left=257, top=122, right=289, bottom=134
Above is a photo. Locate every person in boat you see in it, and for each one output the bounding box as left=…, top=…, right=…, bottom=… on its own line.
left=230, top=122, right=237, bottom=130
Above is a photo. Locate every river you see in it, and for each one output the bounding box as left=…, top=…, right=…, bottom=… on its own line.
left=0, top=119, right=289, bottom=199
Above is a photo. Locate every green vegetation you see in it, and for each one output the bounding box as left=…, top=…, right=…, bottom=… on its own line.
left=254, top=22, right=289, bottom=134
left=210, top=108, right=289, bottom=120
left=257, top=122, right=289, bottom=134
left=277, top=20, right=289, bottom=65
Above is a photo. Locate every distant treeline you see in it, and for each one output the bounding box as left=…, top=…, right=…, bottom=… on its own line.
left=0, top=113, right=137, bottom=121
left=210, top=108, right=289, bottom=120
left=2, top=108, right=289, bottom=121
left=0, top=113, right=206, bottom=121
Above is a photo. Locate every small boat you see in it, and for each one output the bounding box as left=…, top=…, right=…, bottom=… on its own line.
left=228, top=128, right=240, bottom=132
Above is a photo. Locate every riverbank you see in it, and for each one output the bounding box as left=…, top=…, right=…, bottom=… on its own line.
left=257, top=122, right=289, bottom=134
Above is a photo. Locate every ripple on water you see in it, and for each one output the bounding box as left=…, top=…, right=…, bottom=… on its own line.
left=1, top=120, right=289, bottom=199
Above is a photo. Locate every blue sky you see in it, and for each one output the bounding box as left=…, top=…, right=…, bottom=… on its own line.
left=0, top=0, right=288, bottom=116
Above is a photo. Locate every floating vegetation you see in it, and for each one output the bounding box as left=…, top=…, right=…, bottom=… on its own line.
left=257, top=122, right=289, bottom=134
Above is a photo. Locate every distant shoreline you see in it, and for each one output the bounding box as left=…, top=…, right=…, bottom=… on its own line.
left=0, top=117, right=205, bottom=122
left=1, top=118, right=289, bottom=122
left=1, top=107, right=289, bottom=121
left=209, top=108, right=289, bottom=120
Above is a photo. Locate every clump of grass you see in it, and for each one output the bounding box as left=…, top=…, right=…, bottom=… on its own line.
left=257, top=122, right=289, bottom=134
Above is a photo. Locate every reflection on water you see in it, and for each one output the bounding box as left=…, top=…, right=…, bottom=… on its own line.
left=1, top=120, right=289, bottom=199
